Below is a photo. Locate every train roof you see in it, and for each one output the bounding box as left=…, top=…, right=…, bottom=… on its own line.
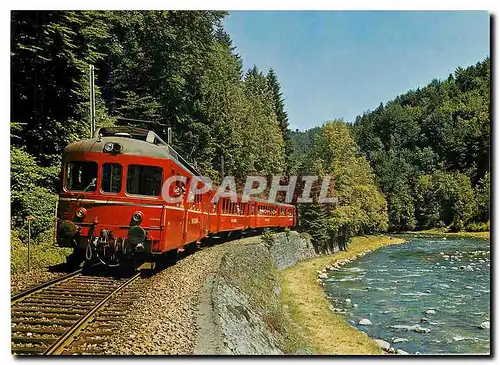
left=64, top=135, right=170, bottom=159
left=64, top=127, right=204, bottom=177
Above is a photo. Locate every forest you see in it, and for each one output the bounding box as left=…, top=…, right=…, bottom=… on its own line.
left=10, top=11, right=489, bottom=268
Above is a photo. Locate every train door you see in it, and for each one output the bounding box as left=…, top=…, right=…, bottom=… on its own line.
left=162, top=167, right=187, bottom=251
left=185, top=177, right=204, bottom=244
left=249, top=203, right=256, bottom=228
left=124, top=163, right=165, bottom=252
left=207, top=190, right=218, bottom=235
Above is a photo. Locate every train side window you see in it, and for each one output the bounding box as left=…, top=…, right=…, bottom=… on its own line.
left=66, top=161, right=97, bottom=192
left=126, top=165, right=163, bottom=196
left=102, top=163, right=122, bottom=193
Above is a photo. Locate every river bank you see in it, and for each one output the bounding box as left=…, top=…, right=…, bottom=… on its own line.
left=280, top=235, right=407, bottom=354
left=405, top=229, right=489, bottom=241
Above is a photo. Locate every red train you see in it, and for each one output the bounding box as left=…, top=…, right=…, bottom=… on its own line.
left=56, top=127, right=296, bottom=268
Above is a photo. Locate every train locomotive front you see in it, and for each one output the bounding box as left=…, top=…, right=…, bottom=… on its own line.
left=56, top=127, right=171, bottom=268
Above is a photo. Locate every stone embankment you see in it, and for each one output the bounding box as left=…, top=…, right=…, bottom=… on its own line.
left=195, top=230, right=316, bottom=355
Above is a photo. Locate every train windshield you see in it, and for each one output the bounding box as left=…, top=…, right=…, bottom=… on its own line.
left=102, top=163, right=122, bottom=193
left=126, top=165, right=163, bottom=196
left=66, top=161, right=98, bottom=192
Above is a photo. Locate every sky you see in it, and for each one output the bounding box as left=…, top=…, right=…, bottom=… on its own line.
left=223, top=11, right=490, bottom=131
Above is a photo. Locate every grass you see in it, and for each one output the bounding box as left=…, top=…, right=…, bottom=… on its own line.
left=408, top=229, right=490, bottom=241
left=280, top=235, right=407, bottom=355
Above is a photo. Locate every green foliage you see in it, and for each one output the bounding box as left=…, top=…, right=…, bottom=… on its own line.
left=11, top=11, right=112, bottom=165
left=11, top=146, right=58, bottom=239
left=352, top=58, right=490, bottom=231
left=267, top=69, right=292, bottom=173
left=261, top=229, right=275, bottom=250
left=242, top=66, right=285, bottom=176
left=414, top=172, right=476, bottom=231
left=200, top=46, right=285, bottom=182
left=295, top=121, right=388, bottom=252
left=465, top=221, right=489, bottom=232
left=299, top=200, right=330, bottom=253
left=474, top=172, right=490, bottom=222
left=289, top=127, right=321, bottom=174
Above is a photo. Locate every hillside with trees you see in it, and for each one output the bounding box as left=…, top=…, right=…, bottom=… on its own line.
left=293, top=121, right=389, bottom=253
left=351, top=58, right=490, bottom=232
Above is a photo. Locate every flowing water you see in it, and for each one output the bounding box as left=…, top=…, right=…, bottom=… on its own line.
left=322, top=235, right=490, bottom=354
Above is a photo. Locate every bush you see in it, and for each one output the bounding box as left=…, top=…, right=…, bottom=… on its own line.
left=11, top=229, right=71, bottom=274
left=465, top=221, right=490, bottom=232
left=11, top=146, right=59, bottom=240
left=261, top=229, right=275, bottom=250
left=415, top=172, right=476, bottom=231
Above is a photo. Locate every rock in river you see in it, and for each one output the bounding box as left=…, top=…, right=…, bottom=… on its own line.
left=396, top=349, right=410, bottom=355
left=359, top=318, right=373, bottom=326
left=423, top=309, right=436, bottom=315
left=393, top=338, right=409, bottom=343
left=318, top=272, right=328, bottom=279
left=412, top=324, right=431, bottom=333
left=374, top=339, right=391, bottom=351
left=390, top=324, right=431, bottom=333
left=478, top=321, right=490, bottom=330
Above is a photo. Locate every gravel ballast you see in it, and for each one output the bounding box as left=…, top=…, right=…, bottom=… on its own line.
left=98, top=239, right=256, bottom=355
left=11, top=268, right=68, bottom=296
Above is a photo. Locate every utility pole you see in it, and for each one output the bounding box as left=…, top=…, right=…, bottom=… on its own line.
left=221, top=155, right=225, bottom=178
left=89, top=65, right=96, bottom=138
left=27, top=216, right=31, bottom=272
left=167, top=127, right=173, bottom=145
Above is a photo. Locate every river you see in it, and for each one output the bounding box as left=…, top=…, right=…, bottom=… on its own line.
left=322, top=235, right=490, bottom=354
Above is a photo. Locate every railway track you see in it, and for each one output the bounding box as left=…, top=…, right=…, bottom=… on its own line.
left=11, top=269, right=141, bottom=355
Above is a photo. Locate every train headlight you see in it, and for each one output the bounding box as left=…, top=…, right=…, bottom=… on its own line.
left=76, top=207, right=87, bottom=218
left=104, top=142, right=114, bottom=152
left=132, top=211, right=143, bottom=223
left=112, top=143, right=122, bottom=153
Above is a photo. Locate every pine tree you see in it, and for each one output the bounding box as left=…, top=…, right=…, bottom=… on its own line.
left=267, top=69, right=292, bottom=173
left=299, top=200, right=329, bottom=253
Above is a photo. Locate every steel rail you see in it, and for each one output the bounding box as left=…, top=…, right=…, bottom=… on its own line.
left=11, top=269, right=83, bottom=305
left=43, top=272, right=141, bottom=355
